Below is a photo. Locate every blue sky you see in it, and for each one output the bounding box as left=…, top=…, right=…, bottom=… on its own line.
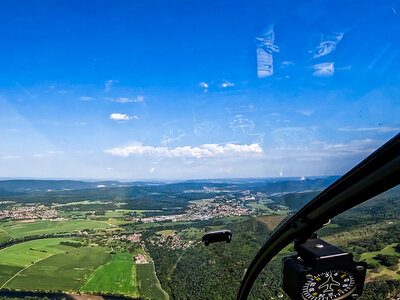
left=0, top=0, right=399, bottom=180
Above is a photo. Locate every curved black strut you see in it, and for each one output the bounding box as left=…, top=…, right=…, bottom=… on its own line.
left=237, top=133, right=400, bottom=300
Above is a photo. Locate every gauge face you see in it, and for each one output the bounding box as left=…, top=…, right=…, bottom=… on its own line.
left=302, top=270, right=356, bottom=300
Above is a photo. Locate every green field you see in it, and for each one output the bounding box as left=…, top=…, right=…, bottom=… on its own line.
left=137, top=264, right=168, bottom=300
left=0, top=220, right=111, bottom=239
left=81, top=253, right=138, bottom=297
left=246, top=199, right=274, bottom=212
left=156, top=229, right=176, bottom=237
left=0, top=238, right=77, bottom=286
left=0, top=238, right=76, bottom=267
left=5, top=246, right=111, bottom=291
left=177, top=227, right=203, bottom=240
left=0, top=228, right=10, bottom=244
left=360, top=243, right=400, bottom=280
left=135, top=221, right=194, bottom=230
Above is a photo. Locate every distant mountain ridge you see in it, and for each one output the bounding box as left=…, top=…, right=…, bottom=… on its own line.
left=0, top=176, right=340, bottom=193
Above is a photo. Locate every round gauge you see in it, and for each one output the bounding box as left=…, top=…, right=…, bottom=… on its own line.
left=302, top=270, right=356, bottom=300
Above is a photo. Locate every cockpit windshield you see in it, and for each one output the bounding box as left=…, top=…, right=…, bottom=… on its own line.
left=0, top=1, right=399, bottom=299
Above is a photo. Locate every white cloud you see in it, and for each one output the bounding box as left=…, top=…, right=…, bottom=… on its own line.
left=200, top=82, right=208, bottom=88
left=149, top=167, right=155, bottom=173
left=1, top=155, right=21, bottom=160
left=256, top=24, right=279, bottom=78
left=80, top=96, right=93, bottom=101
left=310, top=32, right=344, bottom=58
left=34, top=151, right=64, bottom=158
left=105, top=143, right=263, bottom=159
left=200, top=82, right=209, bottom=92
left=281, top=61, right=294, bottom=66
left=312, top=62, right=334, bottom=77
left=221, top=81, right=235, bottom=88
left=106, top=96, right=144, bottom=103
left=338, top=126, right=400, bottom=133
left=105, top=80, right=118, bottom=92
left=109, top=113, right=132, bottom=121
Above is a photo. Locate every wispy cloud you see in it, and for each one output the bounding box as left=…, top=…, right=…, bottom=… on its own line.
left=1, top=155, right=21, bottom=160
left=200, top=82, right=209, bottom=92
left=105, top=143, right=263, bottom=159
left=338, top=126, right=400, bottom=133
left=299, top=110, right=314, bottom=116
left=310, top=32, right=344, bottom=58
left=261, top=139, right=378, bottom=161
left=5, top=128, right=20, bottom=133
left=109, top=113, right=136, bottom=121
left=73, top=122, right=87, bottom=126
left=221, top=81, right=235, bottom=88
left=230, top=115, right=255, bottom=133
left=250, top=133, right=265, bottom=145
left=312, top=62, right=334, bottom=77
left=256, top=24, right=279, bottom=78
left=193, top=117, right=217, bottom=136
left=369, top=43, right=391, bottom=69
left=105, top=96, right=144, bottom=103
left=161, top=129, right=185, bottom=145
left=34, top=151, right=64, bottom=158
left=281, top=61, right=294, bottom=66
left=105, top=80, right=118, bottom=92
left=80, top=96, right=94, bottom=101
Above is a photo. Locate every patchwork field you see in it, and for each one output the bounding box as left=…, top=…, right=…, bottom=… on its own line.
left=4, top=246, right=111, bottom=291
left=0, top=238, right=77, bottom=286
left=0, top=220, right=111, bottom=239
left=80, top=253, right=138, bottom=297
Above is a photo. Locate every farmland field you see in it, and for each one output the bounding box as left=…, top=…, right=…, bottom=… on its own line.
left=0, top=238, right=76, bottom=267
left=0, top=238, right=77, bottom=287
left=256, top=215, right=287, bottom=231
left=0, top=220, right=111, bottom=239
left=156, top=229, right=175, bottom=237
left=80, top=253, right=138, bottom=297
left=4, top=246, right=111, bottom=291
left=137, top=264, right=168, bottom=300
left=0, top=229, right=10, bottom=244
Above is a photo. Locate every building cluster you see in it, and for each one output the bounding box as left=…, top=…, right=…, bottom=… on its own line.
left=183, top=200, right=250, bottom=221
left=0, top=206, right=58, bottom=220
left=140, top=196, right=251, bottom=224
left=149, top=233, right=194, bottom=250
left=135, top=254, right=148, bottom=264
left=113, top=233, right=142, bottom=242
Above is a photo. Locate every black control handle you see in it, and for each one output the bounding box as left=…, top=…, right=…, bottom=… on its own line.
left=202, top=229, right=232, bottom=246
